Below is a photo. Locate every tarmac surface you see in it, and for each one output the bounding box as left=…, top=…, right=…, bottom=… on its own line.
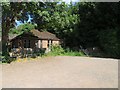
left=2, top=56, right=118, bottom=88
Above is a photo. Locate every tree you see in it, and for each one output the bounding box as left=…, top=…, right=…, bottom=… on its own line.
left=78, top=2, right=120, bottom=58
left=10, top=23, right=37, bottom=34
left=5, top=2, right=120, bottom=58
left=29, top=2, right=79, bottom=47
left=2, top=2, right=44, bottom=57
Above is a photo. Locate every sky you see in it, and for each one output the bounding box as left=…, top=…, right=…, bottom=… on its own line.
left=62, top=0, right=79, bottom=3
left=16, top=0, right=79, bottom=27
left=15, top=15, right=32, bottom=27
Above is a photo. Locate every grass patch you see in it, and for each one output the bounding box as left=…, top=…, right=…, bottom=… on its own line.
left=45, top=51, right=85, bottom=57
left=62, top=51, right=85, bottom=56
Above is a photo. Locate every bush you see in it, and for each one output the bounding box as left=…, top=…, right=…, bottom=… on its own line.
left=0, top=52, right=16, bottom=63
left=45, top=45, right=64, bottom=56
left=45, top=45, right=85, bottom=56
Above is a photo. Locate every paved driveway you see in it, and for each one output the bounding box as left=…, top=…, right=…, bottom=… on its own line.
left=0, top=64, right=2, bottom=89
left=2, top=56, right=118, bottom=88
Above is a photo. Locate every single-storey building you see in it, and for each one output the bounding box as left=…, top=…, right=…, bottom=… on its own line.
left=9, top=29, right=60, bottom=57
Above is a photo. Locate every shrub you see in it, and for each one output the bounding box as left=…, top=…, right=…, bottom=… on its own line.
left=0, top=52, right=16, bottom=63
left=50, top=45, right=65, bottom=55
left=45, top=45, right=85, bottom=56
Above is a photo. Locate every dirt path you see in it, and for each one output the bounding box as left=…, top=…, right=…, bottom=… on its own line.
left=2, top=56, right=118, bottom=88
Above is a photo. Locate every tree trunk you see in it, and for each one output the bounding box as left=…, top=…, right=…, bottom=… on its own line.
left=2, top=17, right=10, bottom=56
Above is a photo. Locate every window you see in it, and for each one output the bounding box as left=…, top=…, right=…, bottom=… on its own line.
left=24, top=40, right=30, bottom=48
left=40, top=40, right=42, bottom=48
left=51, top=40, right=53, bottom=45
left=28, top=40, right=30, bottom=48
left=47, top=40, right=52, bottom=48
left=47, top=40, right=50, bottom=47
left=24, top=40, right=27, bottom=48
left=12, top=41, right=18, bottom=48
left=35, top=40, right=38, bottom=48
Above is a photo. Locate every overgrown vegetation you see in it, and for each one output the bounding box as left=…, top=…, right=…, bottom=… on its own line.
left=44, top=45, right=85, bottom=57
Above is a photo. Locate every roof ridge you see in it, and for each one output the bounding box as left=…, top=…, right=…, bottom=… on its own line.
left=10, top=29, right=60, bottom=41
